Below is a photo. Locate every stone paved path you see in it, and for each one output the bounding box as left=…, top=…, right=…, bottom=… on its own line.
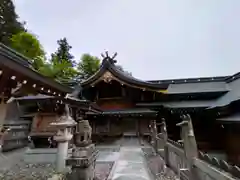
left=108, top=147, right=153, bottom=180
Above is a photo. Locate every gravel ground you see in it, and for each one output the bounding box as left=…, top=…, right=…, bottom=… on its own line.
left=94, top=162, right=114, bottom=180
left=0, top=160, right=114, bottom=180
left=0, top=161, right=57, bottom=180
left=0, top=148, right=58, bottom=180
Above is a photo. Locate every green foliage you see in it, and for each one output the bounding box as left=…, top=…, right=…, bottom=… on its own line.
left=32, top=56, right=46, bottom=71
left=50, top=37, right=75, bottom=67
left=9, top=33, right=78, bottom=82
left=10, top=32, right=45, bottom=66
left=77, top=54, right=101, bottom=80
left=42, top=37, right=79, bottom=82
left=38, top=60, right=77, bottom=81
left=0, top=0, right=25, bottom=45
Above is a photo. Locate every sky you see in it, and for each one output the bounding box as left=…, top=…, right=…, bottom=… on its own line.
left=13, top=0, right=240, bottom=80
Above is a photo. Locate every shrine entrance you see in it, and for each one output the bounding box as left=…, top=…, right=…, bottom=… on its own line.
left=121, top=118, right=138, bottom=136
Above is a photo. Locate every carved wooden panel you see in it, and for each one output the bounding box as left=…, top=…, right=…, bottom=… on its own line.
left=31, top=113, right=58, bottom=135
left=102, top=71, right=114, bottom=83
left=97, top=99, right=134, bottom=110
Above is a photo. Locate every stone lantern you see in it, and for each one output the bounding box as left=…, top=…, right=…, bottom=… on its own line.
left=51, top=113, right=77, bottom=172
left=75, top=118, right=92, bottom=146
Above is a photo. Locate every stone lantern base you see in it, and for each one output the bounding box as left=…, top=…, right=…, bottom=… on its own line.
left=66, top=144, right=98, bottom=180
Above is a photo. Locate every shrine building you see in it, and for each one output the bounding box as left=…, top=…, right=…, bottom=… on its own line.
left=75, top=53, right=240, bottom=165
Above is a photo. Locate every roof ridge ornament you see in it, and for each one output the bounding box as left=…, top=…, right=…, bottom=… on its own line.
left=101, top=51, right=117, bottom=64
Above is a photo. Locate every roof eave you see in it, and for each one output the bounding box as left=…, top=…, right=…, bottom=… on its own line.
left=0, top=48, right=72, bottom=93
left=81, top=60, right=168, bottom=90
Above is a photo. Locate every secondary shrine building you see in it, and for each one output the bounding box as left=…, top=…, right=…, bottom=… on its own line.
left=76, top=55, right=240, bottom=165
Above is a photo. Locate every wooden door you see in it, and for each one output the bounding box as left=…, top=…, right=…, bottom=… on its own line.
left=121, top=118, right=137, bottom=136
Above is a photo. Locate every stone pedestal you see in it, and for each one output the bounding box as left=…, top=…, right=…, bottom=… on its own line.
left=66, top=119, right=98, bottom=180
left=66, top=144, right=98, bottom=180
left=56, top=140, right=69, bottom=171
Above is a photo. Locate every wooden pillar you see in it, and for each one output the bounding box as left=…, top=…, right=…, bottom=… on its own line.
left=141, top=93, right=144, bottom=101
left=136, top=118, right=139, bottom=137
left=95, top=91, right=99, bottom=101
left=108, top=118, right=110, bottom=133
left=121, top=86, right=126, bottom=97
left=0, top=71, right=10, bottom=93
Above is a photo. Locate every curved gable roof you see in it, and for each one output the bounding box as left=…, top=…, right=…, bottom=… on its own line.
left=81, top=58, right=168, bottom=91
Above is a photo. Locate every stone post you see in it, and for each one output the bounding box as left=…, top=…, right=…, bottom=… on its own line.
left=149, top=120, right=157, bottom=146
left=152, top=120, right=158, bottom=153
left=50, top=112, right=77, bottom=172
left=177, top=114, right=198, bottom=180
left=158, top=118, right=169, bottom=166
left=66, top=117, right=98, bottom=180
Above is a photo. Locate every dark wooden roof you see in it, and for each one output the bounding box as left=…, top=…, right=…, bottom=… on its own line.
left=78, top=53, right=240, bottom=108
left=86, top=108, right=157, bottom=116
left=136, top=100, right=214, bottom=109
left=80, top=57, right=168, bottom=90
left=12, top=94, right=101, bottom=113
left=148, top=71, right=240, bottom=85
left=148, top=76, right=229, bottom=84
left=13, top=94, right=89, bottom=105
left=0, top=43, right=72, bottom=93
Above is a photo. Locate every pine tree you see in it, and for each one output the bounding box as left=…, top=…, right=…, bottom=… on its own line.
left=47, top=38, right=78, bottom=82
left=0, top=0, right=25, bottom=45
left=50, top=37, right=75, bottom=67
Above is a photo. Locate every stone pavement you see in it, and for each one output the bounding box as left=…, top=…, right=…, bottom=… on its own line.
left=108, top=147, right=153, bottom=180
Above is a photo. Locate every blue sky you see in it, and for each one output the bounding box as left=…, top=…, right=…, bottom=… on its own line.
left=13, top=0, right=240, bottom=80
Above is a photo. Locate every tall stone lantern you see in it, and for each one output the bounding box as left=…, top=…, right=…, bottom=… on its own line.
left=50, top=106, right=77, bottom=172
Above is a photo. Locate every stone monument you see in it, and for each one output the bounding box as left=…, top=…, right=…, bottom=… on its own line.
left=66, top=117, right=98, bottom=180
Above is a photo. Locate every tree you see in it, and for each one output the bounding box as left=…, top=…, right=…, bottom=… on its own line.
left=38, top=59, right=78, bottom=82
left=77, top=54, right=101, bottom=80
left=10, top=31, right=45, bottom=59
left=49, top=37, right=78, bottom=81
left=0, top=0, right=25, bottom=45
left=50, top=37, right=75, bottom=67
left=10, top=31, right=45, bottom=70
